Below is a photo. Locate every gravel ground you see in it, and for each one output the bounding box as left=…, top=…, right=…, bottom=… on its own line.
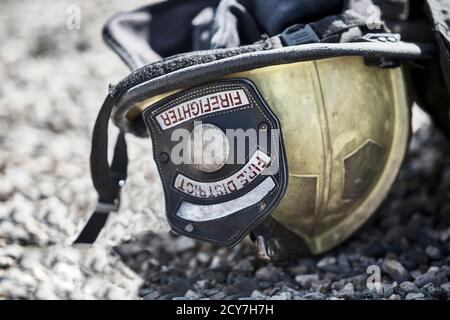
left=117, top=124, right=450, bottom=301
left=1, top=0, right=449, bottom=300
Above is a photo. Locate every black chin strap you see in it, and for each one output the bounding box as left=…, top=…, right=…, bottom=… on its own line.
left=74, top=94, right=128, bottom=244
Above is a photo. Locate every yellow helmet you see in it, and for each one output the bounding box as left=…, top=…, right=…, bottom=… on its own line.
left=228, top=56, right=409, bottom=258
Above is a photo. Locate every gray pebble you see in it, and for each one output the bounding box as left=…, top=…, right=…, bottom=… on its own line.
left=185, top=290, right=199, bottom=299
left=250, top=290, right=266, bottom=299
left=414, top=269, right=443, bottom=288
left=311, top=281, right=331, bottom=293
left=143, top=291, right=162, bottom=300
left=173, top=296, right=195, bottom=300
left=302, top=292, right=326, bottom=300
left=399, top=281, right=419, bottom=293
left=382, top=259, right=409, bottom=282
left=337, top=254, right=351, bottom=273
left=381, top=284, right=395, bottom=298
left=317, top=257, right=337, bottom=272
left=405, top=292, right=425, bottom=300
left=195, top=280, right=209, bottom=290
left=295, top=274, right=319, bottom=289
left=203, top=288, right=220, bottom=297
left=255, top=266, right=277, bottom=282
left=197, top=252, right=210, bottom=264
left=138, top=288, right=154, bottom=297
left=425, top=246, right=442, bottom=260
left=336, top=283, right=355, bottom=299
left=234, top=259, right=254, bottom=272
left=441, top=282, right=450, bottom=292
left=270, top=292, right=291, bottom=300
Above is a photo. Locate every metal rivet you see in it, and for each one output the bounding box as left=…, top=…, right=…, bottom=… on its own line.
left=160, top=152, right=169, bottom=163
left=259, top=202, right=267, bottom=211
left=259, top=122, right=269, bottom=131
left=185, top=224, right=194, bottom=232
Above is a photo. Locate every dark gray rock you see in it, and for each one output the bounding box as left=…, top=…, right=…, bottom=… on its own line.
left=317, top=257, right=338, bottom=272
left=311, top=280, right=332, bottom=294
left=402, top=248, right=429, bottom=270
left=382, top=259, right=409, bottom=282
left=203, top=288, right=220, bottom=297
left=441, top=282, right=450, bottom=293
left=358, top=288, right=382, bottom=300
left=234, top=259, right=254, bottom=273
left=270, top=292, right=292, bottom=300
left=296, top=258, right=317, bottom=273
left=250, top=290, right=267, bottom=300
left=336, top=283, right=355, bottom=299
left=405, top=292, right=425, bottom=300
left=421, top=283, right=436, bottom=296
left=295, top=274, right=319, bottom=289
left=398, top=281, right=419, bottom=293
left=142, top=291, right=161, bottom=300
left=425, top=246, right=443, bottom=260
left=337, top=254, right=351, bottom=274
left=430, top=288, right=448, bottom=300
left=302, top=292, right=326, bottom=300
left=255, top=266, right=278, bottom=283
left=173, top=296, right=195, bottom=300
left=381, top=284, right=395, bottom=298
left=414, top=268, right=447, bottom=288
